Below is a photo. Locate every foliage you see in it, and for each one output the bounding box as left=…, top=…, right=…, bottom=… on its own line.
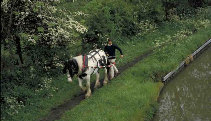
left=1, top=0, right=86, bottom=120
left=1, top=0, right=211, bottom=120
left=82, top=0, right=164, bottom=43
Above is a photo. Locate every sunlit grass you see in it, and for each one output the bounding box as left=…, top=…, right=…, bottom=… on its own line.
left=59, top=27, right=211, bottom=121
left=10, top=15, right=211, bottom=121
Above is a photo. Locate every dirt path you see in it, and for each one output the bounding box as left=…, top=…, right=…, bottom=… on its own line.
left=40, top=49, right=154, bottom=121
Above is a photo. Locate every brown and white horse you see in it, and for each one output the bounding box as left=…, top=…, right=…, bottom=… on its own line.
left=63, top=49, right=108, bottom=98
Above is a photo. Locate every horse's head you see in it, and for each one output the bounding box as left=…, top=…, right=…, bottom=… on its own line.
left=63, top=59, right=78, bottom=82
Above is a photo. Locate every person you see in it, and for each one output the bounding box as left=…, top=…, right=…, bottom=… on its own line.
left=104, top=39, right=123, bottom=74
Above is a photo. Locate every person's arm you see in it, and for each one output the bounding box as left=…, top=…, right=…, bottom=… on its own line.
left=114, top=44, right=123, bottom=55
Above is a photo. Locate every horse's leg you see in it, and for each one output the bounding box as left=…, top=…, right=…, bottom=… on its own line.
left=109, top=66, right=114, bottom=80
left=103, top=68, right=108, bottom=85
left=67, top=70, right=72, bottom=82
left=94, top=71, right=100, bottom=88
left=78, top=77, right=86, bottom=92
left=85, top=75, right=91, bottom=98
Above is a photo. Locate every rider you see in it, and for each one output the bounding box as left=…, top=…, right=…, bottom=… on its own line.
left=104, top=39, right=123, bottom=74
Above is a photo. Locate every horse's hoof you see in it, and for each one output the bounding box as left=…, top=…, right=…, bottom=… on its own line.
left=85, top=93, right=91, bottom=98
left=114, top=72, right=119, bottom=77
left=94, top=85, right=100, bottom=89
left=81, top=87, right=87, bottom=92
left=68, top=77, right=72, bottom=82
left=109, top=77, right=113, bottom=80
left=94, top=82, right=100, bottom=88
left=103, top=81, right=108, bottom=85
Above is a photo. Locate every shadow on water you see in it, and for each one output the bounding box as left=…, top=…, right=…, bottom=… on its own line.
left=153, top=46, right=211, bottom=121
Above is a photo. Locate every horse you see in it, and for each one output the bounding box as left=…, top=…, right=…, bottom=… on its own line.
left=63, top=49, right=108, bottom=98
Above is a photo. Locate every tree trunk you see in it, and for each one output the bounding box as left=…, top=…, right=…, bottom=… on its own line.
left=7, top=1, right=15, bottom=37
left=14, top=35, right=24, bottom=64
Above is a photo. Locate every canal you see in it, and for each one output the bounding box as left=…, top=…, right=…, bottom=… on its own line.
left=153, top=46, right=211, bottom=121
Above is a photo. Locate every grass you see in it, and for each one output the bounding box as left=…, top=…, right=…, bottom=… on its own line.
left=12, top=76, right=80, bottom=120
left=8, top=9, right=211, bottom=120
left=12, top=33, right=153, bottom=121
left=59, top=26, right=211, bottom=121
left=2, top=0, right=211, bottom=120
left=9, top=21, right=185, bottom=121
left=60, top=77, right=163, bottom=121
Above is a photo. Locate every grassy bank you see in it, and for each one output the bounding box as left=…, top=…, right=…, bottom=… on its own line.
left=7, top=6, right=211, bottom=120
left=4, top=23, right=176, bottom=120
left=2, top=0, right=211, bottom=120
left=59, top=27, right=211, bottom=121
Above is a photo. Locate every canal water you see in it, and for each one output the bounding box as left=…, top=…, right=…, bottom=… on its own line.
left=153, top=46, right=211, bottom=121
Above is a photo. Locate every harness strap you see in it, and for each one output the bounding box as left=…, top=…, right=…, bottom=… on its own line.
left=89, top=50, right=106, bottom=68
left=88, top=49, right=101, bottom=60
left=91, top=67, right=96, bottom=75
left=82, top=55, right=89, bottom=74
left=107, top=61, right=116, bottom=68
left=97, top=51, right=103, bottom=60
left=80, top=50, right=106, bottom=76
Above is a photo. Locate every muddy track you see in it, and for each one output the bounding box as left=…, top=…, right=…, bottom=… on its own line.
left=40, top=48, right=155, bottom=121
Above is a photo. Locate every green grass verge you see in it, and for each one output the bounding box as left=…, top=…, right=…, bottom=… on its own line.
left=9, top=20, right=210, bottom=121
left=11, top=31, right=154, bottom=121
left=59, top=27, right=211, bottom=121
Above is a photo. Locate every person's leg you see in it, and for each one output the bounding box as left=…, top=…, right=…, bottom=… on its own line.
left=109, top=64, right=114, bottom=80
left=111, top=59, right=118, bottom=74
left=103, top=67, right=109, bottom=84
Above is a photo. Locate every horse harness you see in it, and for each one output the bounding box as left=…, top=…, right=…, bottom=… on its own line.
left=78, top=50, right=107, bottom=79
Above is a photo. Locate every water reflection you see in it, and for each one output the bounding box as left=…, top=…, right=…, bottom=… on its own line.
left=153, top=46, right=211, bottom=121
